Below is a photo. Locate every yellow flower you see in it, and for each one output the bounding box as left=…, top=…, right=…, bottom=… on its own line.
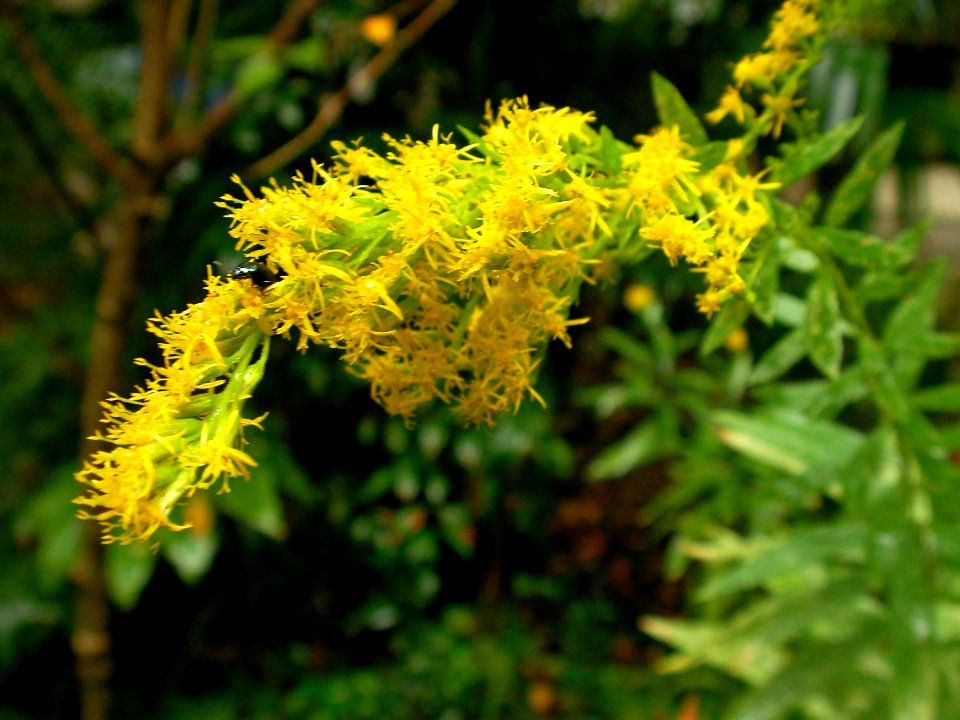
left=765, top=0, right=820, bottom=51
left=705, top=86, right=754, bottom=125
left=623, top=284, right=656, bottom=313
left=761, top=92, right=806, bottom=138
left=639, top=213, right=716, bottom=267
left=75, top=276, right=270, bottom=544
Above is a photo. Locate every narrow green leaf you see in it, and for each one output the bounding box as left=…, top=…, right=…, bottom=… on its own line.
left=724, top=634, right=875, bottom=720
left=710, top=409, right=864, bottom=475
left=812, top=226, right=912, bottom=269
left=922, top=331, right=960, bottom=359
left=587, top=420, right=662, bottom=481
left=887, top=216, right=935, bottom=265
left=749, top=327, right=809, bottom=385
left=767, top=116, right=864, bottom=187
left=891, top=643, right=938, bottom=720
left=913, top=384, right=960, bottom=412
left=695, top=524, right=867, bottom=601
left=824, top=121, right=905, bottom=227
left=651, top=72, right=708, bottom=146
left=858, top=335, right=910, bottom=422
left=806, top=273, right=843, bottom=379
left=750, top=247, right=781, bottom=325
left=882, top=260, right=946, bottom=388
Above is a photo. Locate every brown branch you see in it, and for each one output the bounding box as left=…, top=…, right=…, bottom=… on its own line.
left=0, top=3, right=129, bottom=180
left=167, top=0, right=323, bottom=158
left=174, top=0, right=220, bottom=130
left=73, top=5, right=181, bottom=720
left=131, top=0, right=175, bottom=166
left=243, top=0, right=458, bottom=180
left=166, top=0, right=193, bottom=57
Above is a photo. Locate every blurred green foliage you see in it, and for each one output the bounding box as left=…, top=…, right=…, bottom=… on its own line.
left=2, top=0, right=960, bottom=719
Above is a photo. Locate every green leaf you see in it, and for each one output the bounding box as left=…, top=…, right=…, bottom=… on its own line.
left=750, top=244, right=781, bottom=325
left=891, top=644, right=939, bottom=720
left=913, top=383, right=960, bottom=412
left=695, top=140, right=730, bottom=171
left=104, top=542, right=158, bottom=610
left=887, top=216, right=934, bottom=265
left=923, top=331, right=960, bottom=359
left=723, top=633, right=876, bottom=720
left=812, top=226, right=917, bottom=269
left=806, top=273, right=843, bottom=379
left=824, top=121, right=905, bottom=227
left=162, top=531, right=220, bottom=585
left=767, top=116, right=863, bottom=187
left=710, top=409, right=864, bottom=476
left=651, top=72, right=708, bottom=146
left=695, top=524, right=867, bottom=601
left=215, top=471, right=286, bottom=541
left=13, top=465, right=84, bottom=591
left=749, top=327, right=809, bottom=385
left=882, top=259, right=946, bottom=388
left=596, top=124, right=627, bottom=174
left=701, top=298, right=750, bottom=356
left=234, top=50, right=284, bottom=99
left=586, top=420, right=662, bottom=481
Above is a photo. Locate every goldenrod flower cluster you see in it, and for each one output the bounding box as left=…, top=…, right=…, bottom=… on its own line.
left=707, top=0, right=821, bottom=138
left=75, top=274, right=270, bottom=543
left=76, top=0, right=823, bottom=543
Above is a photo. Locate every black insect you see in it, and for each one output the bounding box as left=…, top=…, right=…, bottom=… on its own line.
left=227, top=262, right=281, bottom=289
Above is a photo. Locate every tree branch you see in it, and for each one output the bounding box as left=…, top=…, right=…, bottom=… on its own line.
left=174, top=0, right=220, bottom=130
left=0, top=3, right=130, bottom=180
left=131, top=0, right=174, bottom=166
left=167, top=0, right=322, bottom=158
left=243, top=0, right=457, bottom=180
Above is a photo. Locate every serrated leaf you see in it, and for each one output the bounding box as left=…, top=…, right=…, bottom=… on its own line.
left=806, top=273, right=843, bottom=379
left=586, top=420, right=662, bottom=481
left=104, top=543, right=158, bottom=610
left=710, top=409, right=864, bottom=475
left=651, top=72, right=708, bottom=146
left=824, top=121, right=904, bottom=227
left=749, top=327, right=809, bottom=385
left=767, top=116, right=863, bottom=187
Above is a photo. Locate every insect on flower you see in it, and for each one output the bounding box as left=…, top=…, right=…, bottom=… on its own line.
left=223, top=261, right=282, bottom=289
